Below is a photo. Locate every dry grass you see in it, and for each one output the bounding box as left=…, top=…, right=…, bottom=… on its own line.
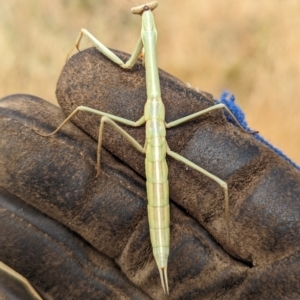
left=1, top=0, right=299, bottom=165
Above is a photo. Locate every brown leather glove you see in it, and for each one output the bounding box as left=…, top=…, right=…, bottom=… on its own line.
left=0, top=48, right=299, bottom=299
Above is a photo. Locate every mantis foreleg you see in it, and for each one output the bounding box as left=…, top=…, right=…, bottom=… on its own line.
left=67, top=29, right=143, bottom=69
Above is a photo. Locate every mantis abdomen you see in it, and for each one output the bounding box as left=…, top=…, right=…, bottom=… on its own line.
left=145, top=99, right=170, bottom=290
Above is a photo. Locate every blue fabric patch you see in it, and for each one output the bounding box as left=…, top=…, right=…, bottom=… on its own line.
left=216, top=91, right=300, bottom=171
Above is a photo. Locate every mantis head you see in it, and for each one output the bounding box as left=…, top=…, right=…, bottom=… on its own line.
left=131, top=1, right=158, bottom=15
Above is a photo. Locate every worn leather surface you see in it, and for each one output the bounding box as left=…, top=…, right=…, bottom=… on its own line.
left=0, top=47, right=299, bottom=299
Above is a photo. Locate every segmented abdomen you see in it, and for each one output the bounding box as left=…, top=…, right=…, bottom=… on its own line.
left=145, top=118, right=170, bottom=268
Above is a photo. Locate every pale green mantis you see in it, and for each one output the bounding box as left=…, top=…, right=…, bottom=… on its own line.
left=38, top=1, right=254, bottom=294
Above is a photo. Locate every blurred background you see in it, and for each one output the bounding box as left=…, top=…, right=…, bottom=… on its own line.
left=1, top=0, right=299, bottom=165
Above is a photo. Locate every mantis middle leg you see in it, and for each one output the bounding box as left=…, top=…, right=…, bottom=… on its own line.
left=166, top=103, right=256, bottom=134
left=37, top=106, right=146, bottom=175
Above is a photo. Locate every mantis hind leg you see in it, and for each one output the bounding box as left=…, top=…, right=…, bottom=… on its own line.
left=97, top=116, right=145, bottom=176
left=165, top=103, right=257, bottom=242
left=166, top=147, right=230, bottom=243
left=67, top=29, right=143, bottom=69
